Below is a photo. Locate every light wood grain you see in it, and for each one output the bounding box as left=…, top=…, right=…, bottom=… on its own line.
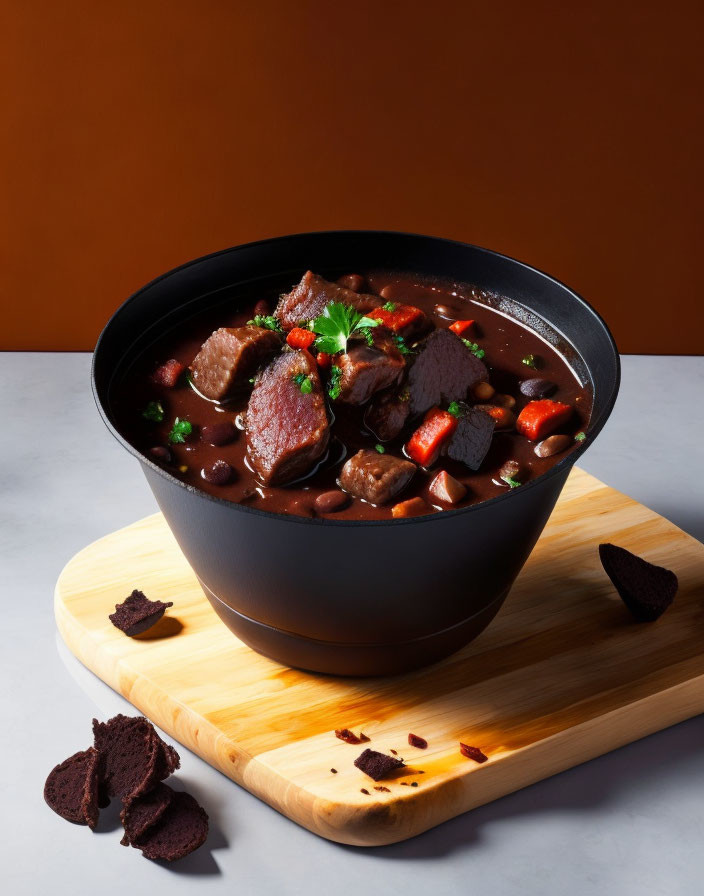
left=55, top=468, right=704, bottom=846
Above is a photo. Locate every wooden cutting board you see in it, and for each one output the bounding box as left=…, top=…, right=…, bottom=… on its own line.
left=55, top=468, right=704, bottom=847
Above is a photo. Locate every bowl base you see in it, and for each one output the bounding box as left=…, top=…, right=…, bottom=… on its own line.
left=201, top=582, right=509, bottom=677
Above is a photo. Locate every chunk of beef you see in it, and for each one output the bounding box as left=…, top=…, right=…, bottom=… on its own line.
left=364, top=390, right=410, bottom=441
left=336, top=330, right=406, bottom=405
left=246, top=351, right=330, bottom=486
left=339, top=449, right=415, bottom=505
left=275, top=271, right=379, bottom=331
left=446, top=404, right=495, bottom=470
left=407, top=328, right=487, bottom=417
left=191, top=326, right=281, bottom=401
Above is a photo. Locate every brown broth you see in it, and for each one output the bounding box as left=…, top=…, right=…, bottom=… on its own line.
left=113, top=272, right=592, bottom=520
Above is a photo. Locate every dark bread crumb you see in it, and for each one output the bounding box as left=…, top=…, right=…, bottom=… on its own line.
left=360, top=789, right=370, bottom=795
left=408, top=733, right=428, bottom=749
left=599, top=543, right=678, bottom=621
left=44, top=748, right=100, bottom=829
left=460, top=743, right=488, bottom=763
left=330, top=768, right=337, bottom=774
left=354, top=748, right=404, bottom=781
left=109, top=590, right=174, bottom=637
left=374, top=786, right=391, bottom=793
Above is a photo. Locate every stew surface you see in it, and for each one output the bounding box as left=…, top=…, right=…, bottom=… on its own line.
left=114, top=271, right=592, bottom=520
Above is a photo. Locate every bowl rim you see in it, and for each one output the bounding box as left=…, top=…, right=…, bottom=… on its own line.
left=92, top=229, right=621, bottom=528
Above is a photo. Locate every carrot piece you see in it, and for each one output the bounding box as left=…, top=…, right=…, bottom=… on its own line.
left=370, top=304, right=425, bottom=334
left=152, top=359, right=185, bottom=388
left=316, top=351, right=333, bottom=369
left=286, top=327, right=316, bottom=350
left=475, top=404, right=516, bottom=429
left=392, top=497, right=431, bottom=518
left=406, top=408, right=459, bottom=467
left=449, top=319, right=475, bottom=337
left=516, top=399, right=573, bottom=441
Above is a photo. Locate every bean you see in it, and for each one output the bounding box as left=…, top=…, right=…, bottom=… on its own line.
left=473, top=381, right=495, bottom=401
left=534, top=433, right=572, bottom=458
left=314, top=489, right=350, bottom=514
left=149, top=446, right=172, bottom=463
left=201, top=460, right=233, bottom=486
left=520, top=378, right=557, bottom=400
left=201, top=421, right=237, bottom=446
left=494, top=393, right=516, bottom=409
left=337, top=273, right=366, bottom=293
left=252, top=299, right=270, bottom=317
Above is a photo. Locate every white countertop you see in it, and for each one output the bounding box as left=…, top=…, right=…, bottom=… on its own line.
left=2, top=353, right=703, bottom=896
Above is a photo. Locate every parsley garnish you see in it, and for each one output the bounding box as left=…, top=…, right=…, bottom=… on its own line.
left=247, top=314, right=283, bottom=332
left=168, top=417, right=193, bottom=444
left=522, top=354, right=538, bottom=368
left=501, top=475, right=521, bottom=488
left=575, top=431, right=586, bottom=442
left=462, top=339, right=486, bottom=360
left=311, top=303, right=379, bottom=355
left=447, top=401, right=462, bottom=418
left=292, top=373, right=313, bottom=394
left=375, top=444, right=385, bottom=454
left=393, top=334, right=413, bottom=356
left=328, top=365, right=343, bottom=400
left=381, top=301, right=397, bottom=311
left=142, top=400, right=164, bottom=423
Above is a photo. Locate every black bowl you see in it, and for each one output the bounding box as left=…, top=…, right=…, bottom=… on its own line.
left=93, top=231, right=620, bottom=676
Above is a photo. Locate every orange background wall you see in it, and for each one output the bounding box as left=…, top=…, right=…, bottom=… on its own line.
left=2, top=2, right=702, bottom=353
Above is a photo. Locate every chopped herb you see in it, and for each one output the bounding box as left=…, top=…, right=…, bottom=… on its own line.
left=292, top=373, right=313, bottom=394
left=501, top=475, right=521, bottom=488
left=310, top=302, right=379, bottom=355
left=142, top=400, right=164, bottom=423
left=522, top=353, right=538, bottom=368
left=461, top=339, right=486, bottom=359
left=575, top=431, right=586, bottom=442
left=248, top=376, right=256, bottom=385
left=398, top=386, right=410, bottom=402
left=393, top=334, right=413, bottom=356
left=381, top=301, right=397, bottom=311
left=359, top=326, right=375, bottom=347
left=247, top=314, right=283, bottom=332
left=375, top=444, right=385, bottom=454
left=168, top=417, right=193, bottom=444
left=328, top=365, right=343, bottom=400
left=447, top=401, right=462, bottom=418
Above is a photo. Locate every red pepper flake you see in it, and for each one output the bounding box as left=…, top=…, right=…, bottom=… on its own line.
left=335, top=728, right=370, bottom=745
left=360, top=788, right=370, bottom=795
left=390, top=749, right=398, bottom=755
left=408, top=733, right=428, bottom=749
left=330, top=768, right=337, bottom=774
left=374, top=786, right=391, bottom=793
left=460, top=743, right=489, bottom=764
